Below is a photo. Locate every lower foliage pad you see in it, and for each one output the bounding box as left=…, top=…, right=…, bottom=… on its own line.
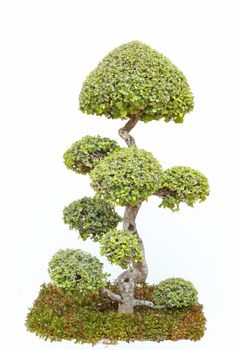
left=26, top=284, right=206, bottom=344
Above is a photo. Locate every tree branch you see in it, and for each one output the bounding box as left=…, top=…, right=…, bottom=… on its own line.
left=101, top=288, right=122, bottom=303
left=118, top=115, right=139, bottom=147
left=133, top=299, right=156, bottom=309
left=133, top=299, right=166, bottom=309
left=153, top=188, right=171, bottom=198
left=122, top=115, right=140, bottom=133
left=153, top=187, right=176, bottom=199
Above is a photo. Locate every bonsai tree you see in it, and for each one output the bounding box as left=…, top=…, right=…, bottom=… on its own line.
left=26, top=41, right=209, bottom=343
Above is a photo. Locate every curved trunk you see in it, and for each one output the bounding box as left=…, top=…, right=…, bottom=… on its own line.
left=123, top=205, right=148, bottom=283
left=114, top=116, right=150, bottom=313
left=101, top=116, right=160, bottom=312
left=100, top=116, right=166, bottom=312
left=116, top=204, right=148, bottom=313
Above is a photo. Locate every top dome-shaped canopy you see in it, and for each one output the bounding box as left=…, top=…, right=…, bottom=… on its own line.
left=79, top=41, right=194, bottom=123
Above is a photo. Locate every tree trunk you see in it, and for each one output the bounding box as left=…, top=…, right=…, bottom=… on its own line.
left=116, top=116, right=149, bottom=313
left=116, top=204, right=148, bottom=313
left=117, top=272, right=135, bottom=313
left=101, top=116, right=166, bottom=312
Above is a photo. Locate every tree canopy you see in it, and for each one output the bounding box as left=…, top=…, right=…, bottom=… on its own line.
left=80, top=41, right=194, bottom=123
left=48, top=249, right=109, bottom=295
left=64, top=135, right=120, bottom=175
left=153, top=278, right=198, bottom=309
left=90, top=146, right=162, bottom=206
left=100, top=230, right=143, bottom=269
left=156, top=166, right=209, bottom=211
left=63, top=196, right=122, bottom=242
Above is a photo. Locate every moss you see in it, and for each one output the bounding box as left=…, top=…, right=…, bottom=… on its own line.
left=26, top=283, right=206, bottom=344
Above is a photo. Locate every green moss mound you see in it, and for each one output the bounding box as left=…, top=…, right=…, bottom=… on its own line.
left=79, top=41, right=194, bottom=123
left=26, top=284, right=206, bottom=344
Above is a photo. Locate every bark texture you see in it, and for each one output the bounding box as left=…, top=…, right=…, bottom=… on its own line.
left=118, top=115, right=139, bottom=147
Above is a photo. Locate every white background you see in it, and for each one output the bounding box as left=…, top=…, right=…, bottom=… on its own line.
left=1, top=1, right=238, bottom=349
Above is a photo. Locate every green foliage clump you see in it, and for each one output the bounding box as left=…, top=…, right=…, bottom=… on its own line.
left=153, top=278, right=198, bottom=309
left=157, top=166, right=209, bottom=211
left=79, top=41, right=194, bottom=123
left=63, top=135, right=120, bottom=174
left=26, top=283, right=206, bottom=344
left=63, top=196, right=122, bottom=242
left=90, top=147, right=162, bottom=206
left=100, top=230, right=143, bottom=269
left=48, top=249, right=109, bottom=295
